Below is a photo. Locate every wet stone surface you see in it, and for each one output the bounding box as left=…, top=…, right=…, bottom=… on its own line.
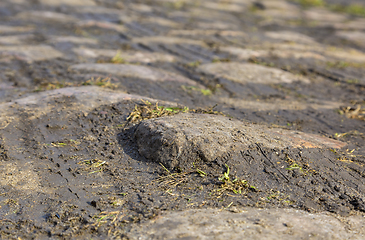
left=0, top=0, right=365, bottom=239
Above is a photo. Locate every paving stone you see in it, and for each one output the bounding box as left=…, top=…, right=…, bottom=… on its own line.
left=190, top=8, right=240, bottom=23
left=15, top=11, right=79, bottom=23
left=139, top=16, right=181, bottom=28
left=128, top=207, right=365, bottom=240
left=335, top=31, right=365, bottom=47
left=134, top=113, right=345, bottom=169
left=128, top=3, right=153, bottom=13
left=73, top=47, right=176, bottom=62
left=77, top=20, right=126, bottom=33
left=259, top=42, right=324, bottom=52
left=0, top=45, right=64, bottom=62
left=196, top=21, right=238, bottom=30
left=202, top=2, right=246, bottom=12
left=132, top=36, right=206, bottom=46
left=326, top=47, right=365, bottom=62
left=255, top=1, right=301, bottom=21
left=197, top=62, right=310, bottom=84
left=39, top=0, right=96, bottom=6
left=221, top=46, right=325, bottom=60
left=70, top=63, right=201, bottom=86
left=219, top=97, right=343, bottom=111
left=303, top=9, right=348, bottom=23
left=47, top=36, right=98, bottom=45
left=264, top=31, right=318, bottom=44
left=0, top=34, right=33, bottom=45
left=257, top=9, right=301, bottom=21
left=261, top=0, right=298, bottom=9
left=0, top=86, right=171, bottom=126
left=0, top=25, right=34, bottom=33
left=168, top=29, right=247, bottom=38
left=72, top=6, right=125, bottom=15
left=334, top=19, right=365, bottom=31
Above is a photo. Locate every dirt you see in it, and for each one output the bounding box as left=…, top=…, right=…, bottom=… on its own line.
left=0, top=0, right=365, bottom=239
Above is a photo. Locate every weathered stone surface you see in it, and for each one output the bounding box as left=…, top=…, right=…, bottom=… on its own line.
left=0, top=86, right=170, bottom=126
left=39, top=0, right=96, bottom=6
left=70, top=63, right=201, bottom=86
left=0, top=34, right=34, bottom=45
left=303, top=9, right=348, bottom=23
left=128, top=3, right=153, bottom=12
left=326, top=47, right=365, bottom=62
left=196, top=21, right=238, bottom=30
left=15, top=11, right=78, bottom=23
left=169, top=29, right=246, bottom=37
left=256, top=1, right=301, bottom=21
left=73, top=48, right=176, bottom=62
left=221, top=46, right=325, bottom=60
left=139, top=16, right=180, bottom=28
left=202, top=2, right=246, bottom=12
left=72, top=6, right=124, bottom=15
left=260, top=0, right=295, bottom=9
left=334, top=19, right=365, bottom=31
left=197, top=62, right=310, bottom=84
left=219, top=97, right=343, bottom=111
left=128, top=208, right=365, bottom=240
left=0, top=45, right=63, bottom=62
left=0, top=25, right=34, bottom=33
left=134, top=113, right=345, bottom=169
left=264, top=31, right=318, bottom=44
left=47, top=36, right=98, bottom=44
left=335, top=31, right=365, bottom=47
left=257, top=9, right=301, bottom=21
left=77, top=20, right=126, bottom=33
left=132, top=36, right=206, bottom=46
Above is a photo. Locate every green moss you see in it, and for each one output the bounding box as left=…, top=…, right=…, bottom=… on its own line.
left=292, top=0, right=325, bottom=7
left=330, top=3, right=365, bottom=17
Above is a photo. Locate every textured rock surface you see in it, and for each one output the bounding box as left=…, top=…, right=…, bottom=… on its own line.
left=0, top=0, right=365, bottom=238
left=134, top=113, right=345, bottom=169
left=197, top=62, right=310, bottom=84
left=128, top=208, right=365, bottom=240
left=70, top=63, right=201, bottom=86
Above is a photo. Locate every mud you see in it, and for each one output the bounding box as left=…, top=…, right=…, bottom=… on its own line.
left=0, top=0, right=365, bottom=239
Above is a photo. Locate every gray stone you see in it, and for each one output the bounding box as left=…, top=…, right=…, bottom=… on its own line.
left=77, top=20, right=126, bottom=33
left=134, top=113, right=345, bottom=169
left=132, top=36, right=206, bottom=46
left=38, top=0, right=96, bottom=5
left=0, top=45, right=64, bottom=62
left=72, top=6, right=125, bottom=15
left=334, top=19, right=365, bottom=31
left=197, top=21, right=238, bottom=30
left=70, top=63, right=201, bottom=86
left=202, top=2, right=246, bottom=12
left=139, top=16, right=181, bottom=28
left=72, top=48, right=176, bottom=62
left=303, top=9, right=348, bottom=23
left=0, top=86, right=174, bottom=129
left=220, top=47, right=325, bottom=61
left=15, top=11, right=79, bottom=23
left=219, top=97, right=343, bottom=111
left=197, top=62, right=310, bottom=84
left=129, top=3, right=153, bottom=12
left=326, top=47, right=365, bottom=62
left=128, top=207, right=365, bottom=240
left=335, top=31, right=365, bottom=47
left=0, top=25, right=34, bottom=33
left=168, top=29, right=246, bottom=37
left=264, top=31, right=318, bottom=44
left=47, top=36, right=98, bottom=44
left=0, top=34, right=34, bottom=45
